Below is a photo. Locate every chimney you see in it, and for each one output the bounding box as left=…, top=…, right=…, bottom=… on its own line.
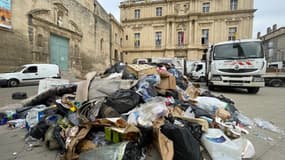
left=273, top=24, right=277, bottom=31
left=267, top=27, right=272, bottom=34
left=257, top=32, right=261, bottom=39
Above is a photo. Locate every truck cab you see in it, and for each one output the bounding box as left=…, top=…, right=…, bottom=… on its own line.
left=205, top=39, right=266, bottom=94
left=190, top=62, right=206, bottom=81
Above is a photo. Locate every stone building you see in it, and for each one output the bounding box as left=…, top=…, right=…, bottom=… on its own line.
left=110, top=14, right=124, bottom=64
left=0, top=0, right=111, bottom=75
left=119, top=0, right=255, bottom=63
left=259, top=25, right=285, bottom=64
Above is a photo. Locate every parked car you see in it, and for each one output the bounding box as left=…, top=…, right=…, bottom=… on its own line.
left=0, top=64, right=61, bottom=87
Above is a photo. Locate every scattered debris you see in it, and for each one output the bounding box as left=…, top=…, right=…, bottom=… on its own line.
left=2, top=63, right=282, bottom=160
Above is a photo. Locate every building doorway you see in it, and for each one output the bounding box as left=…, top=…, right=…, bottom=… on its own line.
left=50, top=34, right=69, bottom=70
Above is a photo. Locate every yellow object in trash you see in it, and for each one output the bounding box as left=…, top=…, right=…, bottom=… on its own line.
left=67, top=102, right=77, bottom=112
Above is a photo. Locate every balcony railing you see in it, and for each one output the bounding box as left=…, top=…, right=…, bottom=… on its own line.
left=176, top=44, right=188, bottom=49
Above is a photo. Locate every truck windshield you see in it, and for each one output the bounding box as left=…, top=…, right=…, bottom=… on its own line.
left=213, top=42, right=263, bottom=60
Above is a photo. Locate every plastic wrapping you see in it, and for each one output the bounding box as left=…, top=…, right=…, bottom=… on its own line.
left=141, top=74, right=161, bottom=86
left=195, top=96, right=228, bottom=114
left=235, top=112, right=254, bottom=127
left=92, top=131, right=109, bottom=147
left=127, top=97, right=168, bottom=127
left=26, top=105, right=47, bottom=128
left=79, top=142, right=128, bottom=160
left=137, top=74, right=160, bottom=101
left=253, top=118, right=284, bottom=133
left=201, top=129, right=255, bottom=160
left=7, top=119, right=26, bottom=128
left=168, top=68, right=183, bottom=79
left=184, top=107, right=195, bottom=118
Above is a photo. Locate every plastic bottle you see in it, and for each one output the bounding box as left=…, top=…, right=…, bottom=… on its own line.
left=201, top=129, right=244, bottom=160
left=26, top=105, right=47, bottom=128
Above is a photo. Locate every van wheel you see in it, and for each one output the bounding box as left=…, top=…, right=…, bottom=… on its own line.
left=247, top=87, right=259, bottom=94
left=269, top=79, right=283, bottom=87
left=8, top=79, right=19, bottom=87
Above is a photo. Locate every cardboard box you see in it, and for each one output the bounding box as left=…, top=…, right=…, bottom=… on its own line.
left=127, top=64, right=158, bottom=79
left=153, top=119, right=174, bottom=160
left=157, top=76, right=176, bottom=90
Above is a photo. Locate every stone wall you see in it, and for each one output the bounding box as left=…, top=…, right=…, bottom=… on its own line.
left=0, top=0, right=111, bottom=74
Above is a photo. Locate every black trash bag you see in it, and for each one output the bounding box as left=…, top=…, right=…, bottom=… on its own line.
left=12, top=92, right=27, bottom=100
left=23, top=84, right=77, bottom=107
left=53, top=125, right=66, bottom=153
left=122, top=142, right=143, bottom=160
left=161, top=122, right=202, bottom=160
left=98, top=103, right=121, bottom=118
left=192, top=107, right=213, bottom=119
left=105, top=89, right=141, bottom=114
left=165, top=89, right=179, bottom=100
left=122, top=69, right=137, bottom=80
left=176, top=79, right=188, bottom=90
left=104, top=62, right=125, bottom=75
left=165, top=117, right=204, bottom=140
left=218, top=95, right=235, bottom=105
left=16, top=106, right=34, bottom=119
left=137, top=126, right=153, bottom=147
left=180, top=118, right=203, bottom=140
left=29, top=120, right=50, bottom=140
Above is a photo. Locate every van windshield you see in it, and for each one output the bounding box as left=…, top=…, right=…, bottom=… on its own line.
left=213, top=42, right=264, bottom=60
left=13, top=66, right=25, bottom=72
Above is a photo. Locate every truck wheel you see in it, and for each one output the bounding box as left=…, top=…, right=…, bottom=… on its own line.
left=247, top=87, right=259, bottom=94
left=269, top=79, right=283, bottom=87
left=199, top=76, right=206, bottom=82
left=208, top=85, right=215, bottom=91
left=8, top=79, right=19, bottom=87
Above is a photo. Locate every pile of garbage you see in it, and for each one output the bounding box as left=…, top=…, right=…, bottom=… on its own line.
left=0, top=63, right=267, bottom=160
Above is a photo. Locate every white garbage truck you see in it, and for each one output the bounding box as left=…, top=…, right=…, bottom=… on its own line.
left=203, top=39, right=267, bottom=94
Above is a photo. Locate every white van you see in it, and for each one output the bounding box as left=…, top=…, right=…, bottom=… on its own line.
left=0, top=64, right=61, bottom=87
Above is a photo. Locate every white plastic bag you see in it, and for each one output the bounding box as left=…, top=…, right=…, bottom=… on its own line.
left=127, top=97, right=168, bottom=127
left=195, top=97, right=228, bottom=114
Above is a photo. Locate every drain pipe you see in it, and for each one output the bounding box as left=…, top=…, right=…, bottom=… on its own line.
left=109, top=14, right=113, bottom=66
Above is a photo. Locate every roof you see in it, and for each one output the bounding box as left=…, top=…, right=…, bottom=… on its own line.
left=23, top=64, right=59, bottom=67
left=260, top=27, right=285, bottom=40
left=214, top=39, right=262, bottom=46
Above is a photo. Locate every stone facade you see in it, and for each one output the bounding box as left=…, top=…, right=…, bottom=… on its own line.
left=0, top=0, right=111, bottom=75
left=120, top=0, right=255, bottom=63
left=259, top=26, right=285, bottom=63
left=110, top=14, right=124, bottom=64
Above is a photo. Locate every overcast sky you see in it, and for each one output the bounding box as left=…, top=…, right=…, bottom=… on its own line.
left=98, top=0, right=285, bottom=38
